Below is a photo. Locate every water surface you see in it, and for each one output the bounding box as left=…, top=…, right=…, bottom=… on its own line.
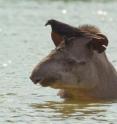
left=0, top=0, right=117, bottom=123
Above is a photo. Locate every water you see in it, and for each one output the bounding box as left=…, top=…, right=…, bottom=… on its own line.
left=0, top=0, right=117, bottom=123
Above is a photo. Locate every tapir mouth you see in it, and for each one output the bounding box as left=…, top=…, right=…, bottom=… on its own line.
left=35, top=78, right=58, bottom=87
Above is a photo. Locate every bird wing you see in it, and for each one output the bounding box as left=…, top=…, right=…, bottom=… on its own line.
left=51, top=32, right=64, bottom=47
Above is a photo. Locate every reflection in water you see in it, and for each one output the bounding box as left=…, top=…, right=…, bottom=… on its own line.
left=31, top=99, right=115, bottom=122
left=0, top=0, right=117, bottom=123
left=33, top=0, right=117, bottom=2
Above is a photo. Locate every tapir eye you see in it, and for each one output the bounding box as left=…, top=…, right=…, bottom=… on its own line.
left=66, top=58, right=86, bottom=66
left=78, top=61, right=86, bottom=65
left=67, top=59, right=77, bottom=65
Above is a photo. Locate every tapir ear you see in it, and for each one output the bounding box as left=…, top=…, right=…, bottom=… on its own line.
left=87, top=33, right=108, bottom=53
left=51, top=32, right=64, bottom=47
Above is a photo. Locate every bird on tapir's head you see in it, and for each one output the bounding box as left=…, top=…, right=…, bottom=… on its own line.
left=45, top=19, right=108, bottom=53
left=45, top=19, right=84, bottom=46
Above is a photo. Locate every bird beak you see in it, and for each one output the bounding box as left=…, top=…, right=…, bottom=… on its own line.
left=45, top=21, right=49, bottom=26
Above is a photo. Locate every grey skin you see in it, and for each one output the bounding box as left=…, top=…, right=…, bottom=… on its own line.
left=30, top=25, right=117, bottom=100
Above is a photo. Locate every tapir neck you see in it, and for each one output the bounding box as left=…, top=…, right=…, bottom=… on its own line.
left=61, top=52, right=117, bottom=100
left=91, top=52, right=117, bottom=99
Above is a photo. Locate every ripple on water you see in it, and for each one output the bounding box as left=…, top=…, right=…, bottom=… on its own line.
left=0, top=0, right=117, bottom=124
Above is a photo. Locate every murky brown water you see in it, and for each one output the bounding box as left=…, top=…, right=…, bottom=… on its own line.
left=0, top=0, right=117, bottom=123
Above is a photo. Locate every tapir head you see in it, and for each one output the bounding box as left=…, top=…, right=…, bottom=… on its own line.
left=30, top=20, right=108, bottom=90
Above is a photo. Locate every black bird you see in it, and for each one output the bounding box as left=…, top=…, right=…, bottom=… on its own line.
left=45, top=19, right=84, bottom=46
left=45, top=19, right=84, bottom=37
left=45, top=19, right=108, bottom=51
